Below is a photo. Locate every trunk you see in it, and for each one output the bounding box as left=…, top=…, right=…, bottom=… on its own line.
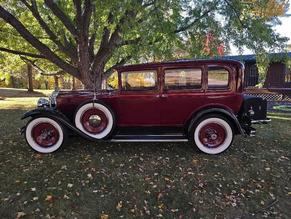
left=81, top=73, right=93, bottom=89
left=44, top=80, right=48, bottom=89
left=27, top=63, right=33, bottom=92
left=72, top=76, right=76, bottom=90
left=10, top=75, right=16, bottom=88
left=54, top=75, right=59, bottom=89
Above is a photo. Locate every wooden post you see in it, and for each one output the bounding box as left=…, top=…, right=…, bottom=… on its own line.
left=27, top=63, right=33, bottom=92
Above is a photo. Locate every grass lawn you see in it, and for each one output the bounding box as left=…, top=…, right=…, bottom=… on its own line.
left=0, top=94, right=291, bottom=218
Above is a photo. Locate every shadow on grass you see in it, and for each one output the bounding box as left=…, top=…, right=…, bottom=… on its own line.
left=0, top=88, right=51, bottom=98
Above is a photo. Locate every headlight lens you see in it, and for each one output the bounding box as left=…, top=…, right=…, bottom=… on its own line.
left=49, top=90, right=59, bottom=107
left=37, top=98, right=49, bottom=107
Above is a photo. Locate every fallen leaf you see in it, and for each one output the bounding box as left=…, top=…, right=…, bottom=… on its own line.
left=192, top=159, right=198, bottom=165
left=16, top=211, right=26, bottom=219
left=100, top=214, right=109, bottom=219
left=45, top=195, right=53, bottom=202
left=116, top=201, right=123, bottom=211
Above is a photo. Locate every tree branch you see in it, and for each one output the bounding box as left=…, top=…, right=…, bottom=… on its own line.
left=175, top=8, right=215, bottom=33
left=92, top=10, right=136, bottom=74
left=224, top=0, right=247, bottom=28
left=44, top=0, right=78, bottom=37
left=104, top=55, right=132, bottom=77
left=21, top=0, right=77, bottom=61
left=20, top=56, right=65, bottom=76
left=82, top=0, right=93, bottom=36
left=0, top=47, right=45, bottom=58
left=0, top=5, right=79, bottom=77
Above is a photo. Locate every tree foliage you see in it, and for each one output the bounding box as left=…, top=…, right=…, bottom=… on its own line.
left=0, top=0, right=289, bottom=88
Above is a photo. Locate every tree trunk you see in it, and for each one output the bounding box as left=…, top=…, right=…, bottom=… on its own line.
left=72, top=76, right=76, bottom=90
left=27, top=63, right=33, bottom=92
left=81, top=73, right=93, bottom=89
left=54, top=75, right=59, bottom=89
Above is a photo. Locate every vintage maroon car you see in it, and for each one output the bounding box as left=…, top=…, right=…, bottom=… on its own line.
left=21, top=59, right=270, bottom=154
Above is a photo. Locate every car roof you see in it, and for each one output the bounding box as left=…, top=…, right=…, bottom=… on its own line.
left=115, top=59, right=244, bottom=72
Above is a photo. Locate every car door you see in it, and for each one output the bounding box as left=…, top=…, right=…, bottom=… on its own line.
left=116, top=69, right=161, bottom=126
left=159, top=66, right=205, bottom=126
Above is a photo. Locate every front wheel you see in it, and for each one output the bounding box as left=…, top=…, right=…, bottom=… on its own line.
left=25, top=117, right=66, bottom=153
left=190, top=115, right=234, bottom=154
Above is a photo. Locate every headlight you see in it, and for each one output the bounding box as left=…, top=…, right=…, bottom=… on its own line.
left=37, top=98, right=49, bottom=107
left=49, top=90, right=59, bottom=107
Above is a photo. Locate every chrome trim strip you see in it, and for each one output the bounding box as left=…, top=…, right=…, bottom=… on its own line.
left=110, top=139, right=189, bottom=142
left=115, top=134, right=184, bottom=137
left=251, top=119, right=271, bottom=124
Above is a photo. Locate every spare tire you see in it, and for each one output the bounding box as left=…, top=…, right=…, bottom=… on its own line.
left=74, top=102, right=115, bottom=139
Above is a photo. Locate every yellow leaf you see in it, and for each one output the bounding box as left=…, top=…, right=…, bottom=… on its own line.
left=100, top=214, right=109, bottom=219
left=116, top=201, right=123, bottom=211
left=192, top=159, right=198, bottom=165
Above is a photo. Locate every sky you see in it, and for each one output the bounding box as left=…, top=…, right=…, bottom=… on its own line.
left=230, top=4, right=291, bottom=55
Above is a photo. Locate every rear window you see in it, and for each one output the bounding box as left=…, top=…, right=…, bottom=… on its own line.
left=208, top=66, right=229, bottom=89
left=164, top=68, right=202, bottom=90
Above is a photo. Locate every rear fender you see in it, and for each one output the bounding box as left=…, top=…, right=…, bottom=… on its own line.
left=21, top=108, right=96, bottom=141
left=187, top=108, right=245, bottom=135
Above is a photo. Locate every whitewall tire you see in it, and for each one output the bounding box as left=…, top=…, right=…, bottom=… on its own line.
left=25, top=117, right=65, bottom=153
left=74, top=102, right=114, bottom=139
left=193, top=116, right=233, bottom=154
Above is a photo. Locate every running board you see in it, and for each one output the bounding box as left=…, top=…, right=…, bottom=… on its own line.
left=110, top=134, right=189, bottom=142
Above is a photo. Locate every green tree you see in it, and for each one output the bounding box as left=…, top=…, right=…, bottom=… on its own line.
left=0, top=0, right=289, bottom=88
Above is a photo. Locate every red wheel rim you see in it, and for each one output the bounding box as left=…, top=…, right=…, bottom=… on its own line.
left=199, top=123, right=226, bottom=148
left=81, top=108, right=108, bottom=134
left=32, top=123, right=60, bottom=147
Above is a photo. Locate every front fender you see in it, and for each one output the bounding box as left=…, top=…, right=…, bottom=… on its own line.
left=187, top=108, right=245, bottom=135
left=21, top=108, right=69, bottom=121
left=21, top=108, right=96, bottom=141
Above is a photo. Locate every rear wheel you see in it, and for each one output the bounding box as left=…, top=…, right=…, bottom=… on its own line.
left=25, top=117, right=66, bottom=153
left=190, top=115, right=234, bottom=154
left=74, top=102, right=114, bottom=139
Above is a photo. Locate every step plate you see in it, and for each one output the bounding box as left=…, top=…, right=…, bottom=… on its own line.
left=110, top=134, right=189, bottom=142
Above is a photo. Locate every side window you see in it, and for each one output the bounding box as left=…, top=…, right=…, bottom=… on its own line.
left=164, top=68, right=202, bottom=90
left=121, top=70, right=157, bottom=91
left=208, top=66, right=229, bottom=89
left=102, top=70, right=118, bottom=90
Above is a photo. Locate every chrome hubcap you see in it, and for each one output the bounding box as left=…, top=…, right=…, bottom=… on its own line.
left=88, top=115, right=102, bottom=127
left=210, top=133, right=218, bottom=140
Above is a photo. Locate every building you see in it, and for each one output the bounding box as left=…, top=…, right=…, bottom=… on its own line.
left=220, top=52, right=291, bottom=90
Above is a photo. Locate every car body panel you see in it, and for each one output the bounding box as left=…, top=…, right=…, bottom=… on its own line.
left=55, top=60, right=245, bottom=127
